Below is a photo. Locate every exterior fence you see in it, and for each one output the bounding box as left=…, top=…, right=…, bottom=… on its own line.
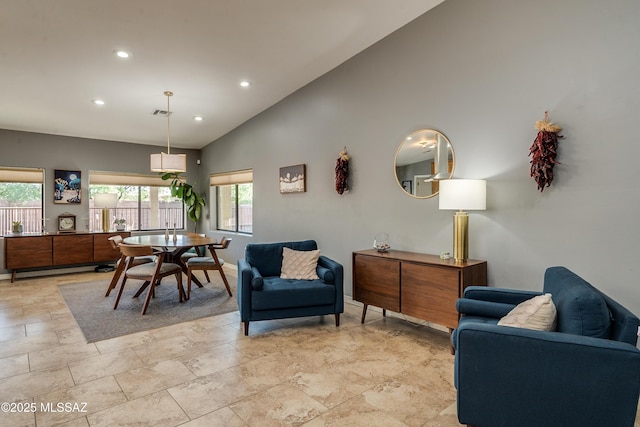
left=0, top=207, right=43, bottom=234
left=0, top=206, right=183, bottom=234
left=1, top=205, right=252, bottom=234
left=88, top=207, right=184, bottom=232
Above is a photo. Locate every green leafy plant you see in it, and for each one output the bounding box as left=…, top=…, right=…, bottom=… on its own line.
left=12, top=220, right=21, bottom=226
left=113, top=218, right=126, bottom=225
left=161, top=172, right=206, bottom=232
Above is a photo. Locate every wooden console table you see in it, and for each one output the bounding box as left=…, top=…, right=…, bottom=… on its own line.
left=352, top=249, right=487, bottom=332
left=4, top=232, right=130, bottom=282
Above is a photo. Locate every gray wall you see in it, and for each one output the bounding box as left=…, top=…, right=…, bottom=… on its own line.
left=0, top=130, right=200, bottom=272
left=200, top=0, right=640, bottom=319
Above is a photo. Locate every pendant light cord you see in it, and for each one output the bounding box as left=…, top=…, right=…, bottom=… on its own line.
left=164, top=91, right=173, bottom=154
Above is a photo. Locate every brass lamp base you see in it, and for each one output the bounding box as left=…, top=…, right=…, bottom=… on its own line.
left=453, top=210, right=469, bottom=262
left=101, top=208, right=111, bottom=233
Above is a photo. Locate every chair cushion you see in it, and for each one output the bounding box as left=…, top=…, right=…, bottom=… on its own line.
left=280, top=247, right=319, bottom=280
left=186, top=256, right=224, bottom=267
left=498, top=293, right=557, bottom=331
left=252, top=277, right=335, bottom=310
left=126, top=262, right=181, bottom=279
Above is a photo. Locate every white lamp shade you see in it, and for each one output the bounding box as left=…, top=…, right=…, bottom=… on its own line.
left=93, top=193, right=118, bottom=208
left=150, top=152, right=187, bottom=173
left=439, top=179, right=486, bottom=211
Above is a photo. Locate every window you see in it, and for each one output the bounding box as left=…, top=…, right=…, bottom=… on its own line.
left=89, top=172, right=183, bottom=232
left=0, top=167, right=44, bottom=233
left=210, top=170, right=253, bottom=234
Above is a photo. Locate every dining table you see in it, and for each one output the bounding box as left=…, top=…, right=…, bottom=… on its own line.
left=97, top=233, right=223, bottom=296
left=121, top=233, right=222, bottom=289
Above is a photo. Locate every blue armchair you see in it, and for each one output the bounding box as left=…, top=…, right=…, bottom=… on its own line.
left=453, top=266, right=640, bottom=427
left=237, top=240, right=344, bottom=336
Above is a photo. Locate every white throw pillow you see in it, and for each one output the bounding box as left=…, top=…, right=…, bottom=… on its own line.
left=497, top=293, right=557, bottom=331
left=280, top=247, right=320, bottom=280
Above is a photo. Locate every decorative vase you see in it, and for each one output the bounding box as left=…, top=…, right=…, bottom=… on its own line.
left=373, top=232, right=390, bottom=252
left=12, top=224, right=23, bottom=234
left=115, top=225, right=126, bottom=231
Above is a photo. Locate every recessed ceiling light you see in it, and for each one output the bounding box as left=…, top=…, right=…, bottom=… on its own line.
left=92, top=99, right=105, bottom=105
left=240, top=81, right=250, bottom=87
left=193, top=116, right=204, bottom=122
left=114, top=50, right=131, bottom=59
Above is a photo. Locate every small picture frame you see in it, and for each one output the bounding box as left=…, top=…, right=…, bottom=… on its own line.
left=279, top=164, right=306, bottom=193
left=54, top=170, right=81, bottom=204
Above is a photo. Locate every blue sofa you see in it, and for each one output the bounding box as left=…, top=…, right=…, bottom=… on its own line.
left=237, top=240, right=344, bottom=336
left=453, top=266, right=640, bottom=427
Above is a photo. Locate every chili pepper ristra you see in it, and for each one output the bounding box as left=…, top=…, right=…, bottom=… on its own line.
left=529, top=111, right=563, bottom=191
left=335, top=147, right=350, bottom=195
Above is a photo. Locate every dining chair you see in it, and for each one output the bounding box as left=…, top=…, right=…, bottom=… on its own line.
left=104, top=235, right=154, bottom=297
left=186, top=237, right=233, bottom=299
left=180, top=233, right=210, bottom=282
left=114, top=244, right=185, bottom=315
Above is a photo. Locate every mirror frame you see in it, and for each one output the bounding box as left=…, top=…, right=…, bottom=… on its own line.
left=393, top=128, right=455, bottom=199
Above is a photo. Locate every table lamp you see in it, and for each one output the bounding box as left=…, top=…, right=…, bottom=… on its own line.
left=439, top=179, right=486, bottom=262
left=94, top=193, right=118, bottom=232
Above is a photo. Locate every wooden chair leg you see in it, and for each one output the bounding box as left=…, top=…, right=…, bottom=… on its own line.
left=203, top=270, right=210, bottom=282
left=132, top=281, right=151, bottom=298
left=113, top=277, right=128, bottom=309
left=243, top=321, right=249, bottom=336
left=141, top=271, right=161, bottom=315
left=335, top=313, right=340, bottom=327
left=219, top=268, right=233, bottom=297
left=105, top=256, right=126, bottom=297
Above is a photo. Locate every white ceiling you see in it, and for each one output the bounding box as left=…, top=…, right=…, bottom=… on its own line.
left=0, top=0, right=444, bottom=150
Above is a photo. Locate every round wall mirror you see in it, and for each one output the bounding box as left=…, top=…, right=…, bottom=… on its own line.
left=394, top=129, right=455, bottom=198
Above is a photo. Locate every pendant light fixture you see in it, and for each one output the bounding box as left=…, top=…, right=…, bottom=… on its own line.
left=150, top=91, right=187, bottom=173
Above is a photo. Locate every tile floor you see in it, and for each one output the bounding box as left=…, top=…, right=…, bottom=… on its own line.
left=0, top=270, right=638, bottom=427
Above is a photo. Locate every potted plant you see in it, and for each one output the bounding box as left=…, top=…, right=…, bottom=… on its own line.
left=113, top=218, right=126, bottom=231
left=161, top=173, right=206, bottom=232
left=12, top=221, right=23, bottom=234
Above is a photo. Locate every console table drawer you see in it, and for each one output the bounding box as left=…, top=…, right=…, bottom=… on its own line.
left=402, top=263, right=459, bottom=329
left=53, top=234, right=94, bottom=265
left=353, top=254, right=400, bottom=312
left=6, top=236, right=53, bottom=269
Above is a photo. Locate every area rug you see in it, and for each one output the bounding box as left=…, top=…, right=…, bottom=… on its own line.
left=58, top=271, right=238, bottom=343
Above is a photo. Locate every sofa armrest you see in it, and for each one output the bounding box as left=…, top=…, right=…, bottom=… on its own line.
left=456, top=298, right=516, bottom=318
left=455, top=323, right=640, bottom=427
left=237, top=259, right=255, bottom=320
left=318, top=255, right=344, bottom=312
left=463, top=286, right=541, bottom=305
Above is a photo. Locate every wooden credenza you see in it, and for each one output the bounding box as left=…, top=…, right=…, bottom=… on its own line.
left=352, top=249, right=487, bottom=331
left=4, top=232, right=130, bottom=282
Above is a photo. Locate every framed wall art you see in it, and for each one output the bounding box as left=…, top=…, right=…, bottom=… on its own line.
left=54, top=170, right=81, bottom=204
left=279, top=164, right=306, bottom=193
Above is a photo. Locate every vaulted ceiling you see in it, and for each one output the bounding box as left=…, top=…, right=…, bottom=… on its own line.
left=0, top=0, right=444, bottom=149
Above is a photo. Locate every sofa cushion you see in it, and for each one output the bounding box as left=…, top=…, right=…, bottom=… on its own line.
left=252, top=277, right=335, bottom=310
left=555, top=285, right=611, bottom=338
left=498, top=294, right=557, bottom=331
left=245, top=240, right=318, bottom=277
left=543, top=267, right=612, bottom=339
left=280, top=247, right=320, bottom=280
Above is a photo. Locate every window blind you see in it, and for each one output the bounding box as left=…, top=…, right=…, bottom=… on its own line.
left=209, top=169, right=253, bottom=186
